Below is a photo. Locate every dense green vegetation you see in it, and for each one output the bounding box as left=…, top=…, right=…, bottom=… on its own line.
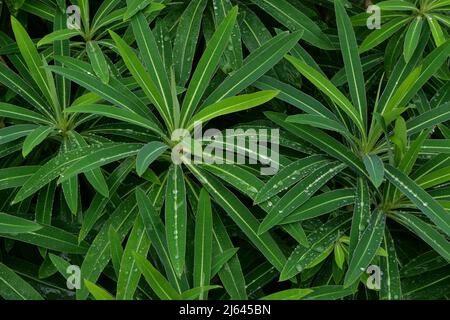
left=0, top=0, right=449, bottom=300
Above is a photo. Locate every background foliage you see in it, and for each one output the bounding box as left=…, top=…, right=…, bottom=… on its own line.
left=0, top=0, right=449, bottom=300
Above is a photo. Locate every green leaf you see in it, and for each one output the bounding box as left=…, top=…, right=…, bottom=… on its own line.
left=285, top=55, right=365, bottom=134
left=427, top=14, right=446, bottom=47
left=260, top=288, right=313, bottom=300
left=180, top=6, right=238, bottom=127
left=22, top=126, right=54, bottom=157
left=116, top=216, right=150, bottom=300
left=380, top=228, right=402, bottom=300
left=108, top=226, right=123, bottom=277
left=283, top=189, right=355, bottom=223
left=109, top=31, right=172, bottom=129
left=282, top=223, right=310, bottom=247
left=254, top=156, right=328, bottom=205
left=47, top=60, right=157, bottom=122
left=130, top=12, right=173, bottom=121
left=134, top=253, right=181, bottom=300
left=84, top=280, right=115, bottom=300
left=193, top=189, right=213, bottom=300
left=62, top=174, right=79, bottom=215
left=406, top=103, right=450, bottom=135
left=0, top=63, right=52, bottom=119
left=69, top=132, right=110, bottom=198
left=136, top=142, right=168, bottom=176
left=48, top=253, right=71, bottom=281
left=35, top=180, right=56, bottom=225
left=211, top=248, right=239, bottom=278
left=0, top=263, right=43, bottom=300
left=391, top=116, right=408, bottom=163
left=259, top=162, right=346, bottom=233
left=123, top=0, right=152, bottom=20
left=255, top=76, right=337, bottom=120
left=37, top=29, right=80, bottom=47
left=377, top=1, right=418, bottom=11
left=86, top=41, right=110, bottom=84
left=173, top=0, right=208, bottom=87
left=390, top=212, right=450, bottom=262
left=65, top=104, right=164, bottom=137
left=0, top=124, right=38, bottom=146
left=335, top=0, right=367, bottom=130
left=189, top=91, right=279, bottom=130
left=383, top=40, right=450, bottom=116
left=0, top=103, right=52, bottom=125
left=249, top=0, right=332, bottom=49
left=165, top=165, right=187, bottom=278
left=403, top=16, right=424, bottom=63
left=363, top=154, right=385, bottom=188
left=203, top=31, right=303, bottom=107
left=0, top=212, right=42, bottom=234
left=78, top=158, right=134, bottom=242
left=359, top=17, right=410, bottom=53
left=401, top=251, right=448, bottom=278
left=280, top=214, right=351, bottom=281
left=344, top=210, right=386, bottom=287
left=1, top=224, right=88, bottom=254
left=0, top=166, right=38, bottom=191
left=349, top=178, right=371, bottom=258
left=286, top=114, right=353, bottom=141
left=186, top=164, right=287, bottom=272
left=10, top=16, right=59, bottom=110
left=180, top=285, right=222, bottom=300
left=266, top=112, right=367, bottom=176
left=136, top=187, right=188, bottom=293
left=58, top=143, right=143, bottom=183
left=303, top=285, right=354, bottom=300
left=212, top=0, right=243, bottom=72
left=385, top=165, right=450, bottom=237
left=77, top=190, right=140, bottom=300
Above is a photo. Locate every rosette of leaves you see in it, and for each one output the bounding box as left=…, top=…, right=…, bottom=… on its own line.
left=256, top=0, right=450, bottom=299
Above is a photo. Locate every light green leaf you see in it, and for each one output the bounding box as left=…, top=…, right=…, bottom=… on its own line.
left=260, top=288, right=313, bottom=300
left=136, top=142, right=168, bottom=177
left=84, top=280, right=115, bottom=300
